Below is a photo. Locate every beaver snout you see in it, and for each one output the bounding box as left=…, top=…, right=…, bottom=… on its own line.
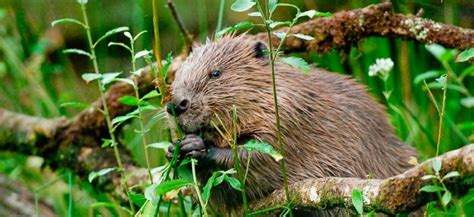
left=166, top=97, right=190, bottom=116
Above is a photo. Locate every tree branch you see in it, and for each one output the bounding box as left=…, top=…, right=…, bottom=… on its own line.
left=255, top=1, right=473, bottom=53
left=250, top=144, right=474, bottom=215
left=167, top=0, right=193, bottom=55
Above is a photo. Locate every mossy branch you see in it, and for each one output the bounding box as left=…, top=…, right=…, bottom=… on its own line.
left=254, top=1, right=473, bottom=53
left=249, top=144, right=474, bottom=215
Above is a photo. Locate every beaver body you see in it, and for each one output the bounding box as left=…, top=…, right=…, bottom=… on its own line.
left=167, top=35, right=418, bottom=214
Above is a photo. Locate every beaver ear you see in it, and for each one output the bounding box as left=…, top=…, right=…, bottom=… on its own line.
left=253, top=41, right=268, bottom=59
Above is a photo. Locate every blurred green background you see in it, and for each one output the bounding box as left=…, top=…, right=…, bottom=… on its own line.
left=0, top=0, right=473, bottom=216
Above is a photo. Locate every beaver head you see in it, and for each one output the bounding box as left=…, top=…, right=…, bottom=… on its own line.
left=168, top=36, right=271, bottom=143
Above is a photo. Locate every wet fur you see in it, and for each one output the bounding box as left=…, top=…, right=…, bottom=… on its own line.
left=169, top=35, right=418, bottom=215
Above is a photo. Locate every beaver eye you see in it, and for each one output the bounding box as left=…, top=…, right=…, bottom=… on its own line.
left=209, top=69, right=222, bottom=79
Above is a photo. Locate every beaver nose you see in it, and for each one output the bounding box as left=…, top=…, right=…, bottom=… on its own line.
left=166, top=98, right=190, bottom=115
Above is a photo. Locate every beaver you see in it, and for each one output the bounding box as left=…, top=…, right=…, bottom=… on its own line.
left=166, top=35, right=418, bottom=214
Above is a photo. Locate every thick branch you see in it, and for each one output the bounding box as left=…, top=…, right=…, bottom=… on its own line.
left=255, top=1, right=473, bottom=53
left=0, top=174, right=57, bottom=217
left=250, top=144, right=474, bottom=215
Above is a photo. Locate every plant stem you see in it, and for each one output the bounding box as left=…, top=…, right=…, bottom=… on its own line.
left=130, top=40, right=154, bottom=184
left=255, top=1, right=292, bottom=216
left=68, top=171, right=73, bottom=217
left=80, top=3, right=134, bottom=213
left=191, top=159, right=209, bottom=217
left=216, top=0, right=226, bottom=34
left=152, top=0, right=168, bottom=104
left=231, top=106, right=248, bottom=214
left=436, top=75, right=448, bottom=156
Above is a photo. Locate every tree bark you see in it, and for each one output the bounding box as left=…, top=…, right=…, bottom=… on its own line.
left=250, top=144, right=474, bottom=215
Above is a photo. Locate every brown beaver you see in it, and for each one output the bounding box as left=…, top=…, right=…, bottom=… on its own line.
left=166, top=35, right=418, bottom=214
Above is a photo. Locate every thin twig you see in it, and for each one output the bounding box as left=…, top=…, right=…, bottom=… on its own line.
left=167, top=0, right=193, bottom=55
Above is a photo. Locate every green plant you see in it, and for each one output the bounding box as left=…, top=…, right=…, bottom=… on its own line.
left=223, top=1, right=331, bottom=215
left=52, top=0, right=135, bottom=212
left=420, top=157, right=461, bottom=213
left=108, top=30, right=156, bottom=183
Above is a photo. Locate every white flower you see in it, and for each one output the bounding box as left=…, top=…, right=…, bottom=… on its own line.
left=368, top=58, right=394, bottom=78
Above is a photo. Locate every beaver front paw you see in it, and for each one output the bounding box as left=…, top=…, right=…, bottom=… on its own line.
left=166, top=134, right=210, bottom=160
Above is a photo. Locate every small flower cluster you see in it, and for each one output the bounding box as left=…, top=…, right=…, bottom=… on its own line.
left=368, top=58, right=394, bottom=78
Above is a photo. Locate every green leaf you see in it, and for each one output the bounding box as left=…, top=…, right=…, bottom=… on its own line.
left=272, top=31, right=287, bottom=39
left=132, top=68, right=144, bottom=77
left=441, top=191, right=452, bottom=206
left=135, top=128, right=150, bottom=134
left=141, top=90, right=160, bottom=100
left=296, top=10, right=331, bottom=19
left=269, top=21, right=291, bottom=29
left=292, top=33, right=314, bottom=41
left=432, top=157, right=442, bottom=174
left=419, top=185, right=444, bottom=193
left=81, top=73, right=102, bottom=83
left=457, top=122, right=474, bottom=131
left=248, top=12, right=262, bottom=17
left=413, top=70, right=442, bottom=84
left=133, top=30, right=148, bottom=41
left=101, top=72, right=121, bottom=85
left=60, top=101, right=88, bottom=109
left=77, top=0, right=88, bottom=4
left=231, top=0, right=256, bottom=12
left=351, top=188, right=364, bottom=215
left=162, top=52, right=173, bottom=79
left=112, top=114, right=137, bottom=125
left=134, top=50, right=152, bottom=60
left=224, top=176, right=241, bottom=190
left=217, top=21, right=254, bottom=37
left=93, top=26, right=130, bottom=48
left=442, top=171, right=460, bottom=180
left=421, top=174, right=437, bottom=180
left=268, top=0, right=278, bottom=15
left=63, top=49, right=92, bottom=59
left=147, top=142, right=172, bottom=150
left=51, top=18, right=86, bottom=28
left=119, top=95, right=140, bottom=106
left=114, top=78, right=135, bottom=86
left=461, top=97, right=474, bottom=108
left=144, top=183, right=159, bottom=203
left=129, top=193, right=146, bottom=207
left=108, top=42, right=131, bottom=52
left=101, top=139, right=112, bottom=148
left=243, top=140, right=283, bottom=161
left=456, top=48, right=474, bottom=62
left=425, top=44, right=455, bottom=63
left=202, top=172, right=221, bottom=202
left=435, top=74, right=447, bottom=88
left=154, top=179, right=192, bottom=196
left=426, top=82, right=466, bottom=95
left=296, top=10, right=316, bottom=19
left=459, top=65, right=474, bottom=80
left=88, top=168, right=116, bottom=183
left=123, top=32, right=133, bottom=41
left=279, top=56, right=310, bottom=74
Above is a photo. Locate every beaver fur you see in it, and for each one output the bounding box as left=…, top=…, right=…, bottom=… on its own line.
left=166, top=35, right=418, bottom=215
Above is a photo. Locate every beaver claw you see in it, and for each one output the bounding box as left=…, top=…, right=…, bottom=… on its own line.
left=166, top=134, right=209, bottom=160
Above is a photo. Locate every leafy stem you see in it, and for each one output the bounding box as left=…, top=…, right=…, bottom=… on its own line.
left=191, top=159, right=209, bottom=217
left=79, top=3, right=134, bottom=212
left=254, top=1, right=292, bottom=216
left=436, top=75, right=448, bottom=156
